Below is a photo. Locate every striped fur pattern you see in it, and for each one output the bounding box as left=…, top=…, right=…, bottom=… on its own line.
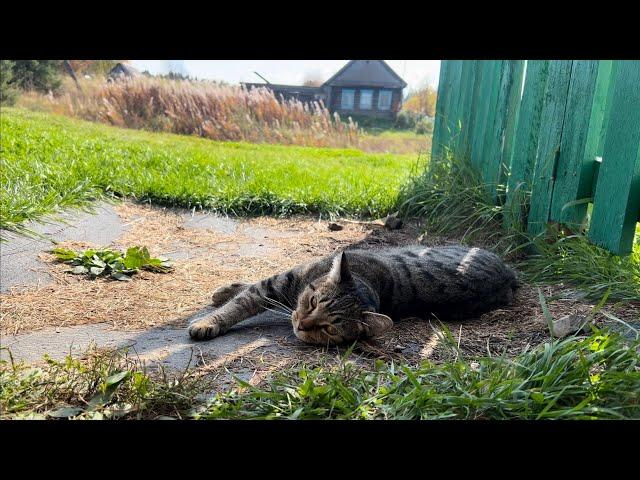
left=188, top=245, right=519, bottom=345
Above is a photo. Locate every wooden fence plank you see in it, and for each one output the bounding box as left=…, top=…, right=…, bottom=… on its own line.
left=432, top=60, right=452, bottom=161
left=466, top=61, right=484, bottom=162
left=481, top=61, right=524, bottom=199
left=479, top=60, right=504, bottom=182
left=527, top=60, right=573, bottom=237
left=470, top=61, right=496, bottom=170
left=444, top=60, right=464, bottom=155
left=500, top=60, right=526, bottom=186
left=504, top=60, right=550, bottom=217
left=549, top=60, right=602, bottom=228
left=588, top=60, right=640, bottom=255
left=456, top=60, right=477, bottom=159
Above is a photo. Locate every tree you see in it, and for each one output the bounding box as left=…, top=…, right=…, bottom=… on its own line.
left=403, top=84, right=437, bottom=117
left=1, top=60, right=17, bottom=105
left=10, top=60, right=63, bottom=93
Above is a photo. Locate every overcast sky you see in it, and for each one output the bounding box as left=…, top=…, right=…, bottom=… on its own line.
left=131, top=60, right=441, bottom=91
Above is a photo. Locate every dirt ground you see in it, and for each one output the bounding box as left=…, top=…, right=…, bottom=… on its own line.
left=1, top=200, right=638, bottom=390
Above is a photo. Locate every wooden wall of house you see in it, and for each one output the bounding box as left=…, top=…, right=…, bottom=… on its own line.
left=329, top=87, right=403, bottom=117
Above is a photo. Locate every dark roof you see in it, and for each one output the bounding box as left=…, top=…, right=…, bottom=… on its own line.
left=108, top=63, right=139, bottom=77
left=323, top=60, right=407, bottom=89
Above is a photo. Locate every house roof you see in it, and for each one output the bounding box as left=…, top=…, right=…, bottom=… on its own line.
left=108, top=63, right=139, bottom=77
left=323, top=60, right=407, bottom=89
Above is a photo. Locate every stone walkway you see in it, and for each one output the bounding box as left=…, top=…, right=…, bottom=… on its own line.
left=0, top=201, right=367, bottom=374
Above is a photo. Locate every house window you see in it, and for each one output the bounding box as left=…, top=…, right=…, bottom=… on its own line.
left=341, top=89, right=355, bottom=109
left=378, top=90, right=392, bottom=110
left=360, top=89, right=373, bottom=110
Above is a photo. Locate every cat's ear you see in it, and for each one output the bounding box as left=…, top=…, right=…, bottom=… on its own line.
left=360, top=312, right=393, bottom=337
left=329, top=252, right=352, bottom=284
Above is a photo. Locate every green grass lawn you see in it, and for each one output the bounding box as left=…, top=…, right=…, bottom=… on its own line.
left=0, top=108, right=421, bottom=232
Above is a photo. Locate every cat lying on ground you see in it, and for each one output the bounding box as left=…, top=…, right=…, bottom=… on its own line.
left=188, top=245, right=519, bottom=345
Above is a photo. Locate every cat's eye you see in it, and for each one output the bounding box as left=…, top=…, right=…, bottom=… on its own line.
left=309, top=295, right=318, bottom=309
left=325, top=325, right=338, bottom=335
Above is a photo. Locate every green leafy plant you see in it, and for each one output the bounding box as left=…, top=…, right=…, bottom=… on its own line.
left=52, top=246, right=173, bottom=281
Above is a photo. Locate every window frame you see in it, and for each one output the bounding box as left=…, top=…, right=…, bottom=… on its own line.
left=341, top=88, right=355, bottom=110
left=359, top=89, right=374, bottom=110
left=378, top=89, right=393, bottom=111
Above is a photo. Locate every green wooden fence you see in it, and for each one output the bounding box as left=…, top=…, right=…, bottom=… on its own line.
left=432, top=60, right=640, bottom=256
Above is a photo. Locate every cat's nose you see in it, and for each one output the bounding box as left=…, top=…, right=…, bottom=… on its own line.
left=297, top=318, right=313, bottom=331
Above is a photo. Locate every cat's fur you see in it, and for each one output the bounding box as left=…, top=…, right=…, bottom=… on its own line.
left=188, top=245, right=519, bottom=345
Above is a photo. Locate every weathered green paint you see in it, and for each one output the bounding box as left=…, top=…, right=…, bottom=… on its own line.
left=505, top=60, right=550, bottom=197
left=470, top=61, right=497, bottom=170
left=456, top=60, right=477, bottom=159
left=527, top=60, right=573, bottom=237
left=432, top=60, right=452, bottom=161
left=479, top=61, right=504, bottom=182
left=549, top=61, right=601, bottom=228
left=466, top=61, right=484, bottom=160
left=482, top=61, right=524, bottom=199
left=443, top=61, right=464, bottom=154
left=503, top=60, right=550, bottom=231
left=596, top=60, right=619, bottom=156
left=500, top=60, right=526, bottom=187
left=588, top=60, right=640, bottom=255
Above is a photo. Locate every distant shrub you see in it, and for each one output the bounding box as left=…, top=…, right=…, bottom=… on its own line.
left=415, top=116, right=434, bottom=135
left=395, top=110, right=419, bottom=129
left=9, top=60, right=62, bottom=93
left=1, top=60, right=18, bottom=106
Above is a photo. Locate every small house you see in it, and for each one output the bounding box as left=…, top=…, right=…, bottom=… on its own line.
left=107, top=63, right=140, bottom=82
left=242, top=60, right=407, bottom=119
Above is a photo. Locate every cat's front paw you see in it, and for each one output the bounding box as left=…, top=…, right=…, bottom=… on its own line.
left=188, top=320, right=222, bottom=341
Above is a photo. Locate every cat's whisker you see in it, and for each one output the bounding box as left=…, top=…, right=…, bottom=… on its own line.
left=262, top=306, right=291, bottom=319
left=263, top=296, right=293, bottom=313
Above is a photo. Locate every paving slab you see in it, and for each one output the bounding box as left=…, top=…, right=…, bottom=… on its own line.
left=0, top=307, right=294, bottom=371
left=0, top=202, right=127, bottom=293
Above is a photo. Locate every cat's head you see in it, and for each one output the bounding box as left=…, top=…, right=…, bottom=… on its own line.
left=291, top=252, right=393, bottom=345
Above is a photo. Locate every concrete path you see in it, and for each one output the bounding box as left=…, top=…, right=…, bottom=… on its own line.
left=0, top=307, right=294, bottom=371
left=0, top=202, right=305, bottom=372
left=1, top=202, right=127, bottom=293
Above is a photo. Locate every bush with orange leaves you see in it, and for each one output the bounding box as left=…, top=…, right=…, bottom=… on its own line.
left=402, top=84, right=437, bottom=118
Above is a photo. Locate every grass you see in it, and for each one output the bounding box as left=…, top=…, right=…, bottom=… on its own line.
left=398, top=152, right=640, bottom=303
left=15, top=76, right=362, bottom=148
left=358, top=129, right=432, bottom=155
left=0, top=108, right=419, bottom=233
left=196, top=327, right=640, bottom=420
left=3, top=323, right=639, bottom=420
left=0, top=346, right=204, bottom=420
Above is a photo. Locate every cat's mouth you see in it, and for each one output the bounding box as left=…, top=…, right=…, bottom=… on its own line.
left=291, top=310, right=337, bottom=345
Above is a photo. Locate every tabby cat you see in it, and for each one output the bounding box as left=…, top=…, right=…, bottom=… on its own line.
left=188, top=245, right=519, bottom=345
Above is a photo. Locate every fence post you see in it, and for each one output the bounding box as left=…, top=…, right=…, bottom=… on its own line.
left=527, top=60, right=573, bottom=237
left=549, top=60, right=605, bottom=228
left=588, top=60, right=640, bottom=255
left=504, top=60, right=550, bottom=231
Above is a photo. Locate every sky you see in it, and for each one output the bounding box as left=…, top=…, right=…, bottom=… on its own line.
left=131, top=60, right=441, bottom=91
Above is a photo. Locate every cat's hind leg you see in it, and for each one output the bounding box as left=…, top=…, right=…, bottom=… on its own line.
left=211, top=282, right=250, bottom=307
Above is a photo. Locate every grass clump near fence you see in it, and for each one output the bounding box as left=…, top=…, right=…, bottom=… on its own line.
left=3, top=325, right=639, bottom=420
left=398, top=153, right=640, bottom=303
left=16, top=76, right=361, bottom=149
left=0, top=108, right=417, bottom=234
